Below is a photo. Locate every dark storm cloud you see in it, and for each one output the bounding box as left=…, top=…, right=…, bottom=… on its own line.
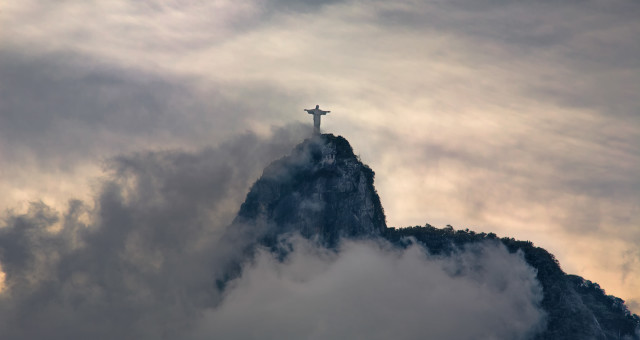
left=527, top=81, right=640, bottom=120
left=0, top=125, right=308, bottom=339
left=388, top=0, right=640, bottom=118
left=0, top=49, right=248, bottom=169
left=376, top=0, right=640, bottom=52
left=268, top=0, right=345, bottom=12
left=0, top=46, right=312, bottom=175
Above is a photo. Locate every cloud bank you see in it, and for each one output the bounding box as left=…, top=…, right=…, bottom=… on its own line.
left=194, top=237, right=545, bottom=340
left=0, top=126, right=307, bottom=339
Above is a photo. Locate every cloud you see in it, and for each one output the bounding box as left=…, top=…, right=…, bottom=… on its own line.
left=192, top=236, right=545, bottom=340
left=0, top=125, right=308, bottom=340
left=0, top=47, right=304, bottom=216
left=0, top=48, right=292, bottom=167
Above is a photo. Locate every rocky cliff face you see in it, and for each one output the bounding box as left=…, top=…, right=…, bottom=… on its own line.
left=234, top=134, right=386, bottom=247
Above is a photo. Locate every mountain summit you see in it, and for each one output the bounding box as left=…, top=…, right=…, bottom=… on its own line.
left=235, top=134, right=386, bottom=247
left=232, top=133, right=639, bottom=339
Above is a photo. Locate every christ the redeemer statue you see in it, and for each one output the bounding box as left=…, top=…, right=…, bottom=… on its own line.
left=304, top=104, right=330, bottom=135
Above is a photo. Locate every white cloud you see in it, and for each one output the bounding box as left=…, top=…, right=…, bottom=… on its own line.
left=192, top=237, right=545, bottom=340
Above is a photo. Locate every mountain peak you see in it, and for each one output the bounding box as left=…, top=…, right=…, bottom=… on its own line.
left=235, top=134, right=386, bottom=246
left=228, top=133, right=640, bottom=339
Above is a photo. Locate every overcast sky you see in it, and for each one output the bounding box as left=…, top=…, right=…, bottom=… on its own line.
left=1, top=0, right=639, bottom=319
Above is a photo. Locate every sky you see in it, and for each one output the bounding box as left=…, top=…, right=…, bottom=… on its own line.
left=0, top=0, right=638, bottom=332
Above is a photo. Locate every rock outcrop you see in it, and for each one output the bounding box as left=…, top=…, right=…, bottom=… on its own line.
left=235, top=134, right=386, bottom=247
